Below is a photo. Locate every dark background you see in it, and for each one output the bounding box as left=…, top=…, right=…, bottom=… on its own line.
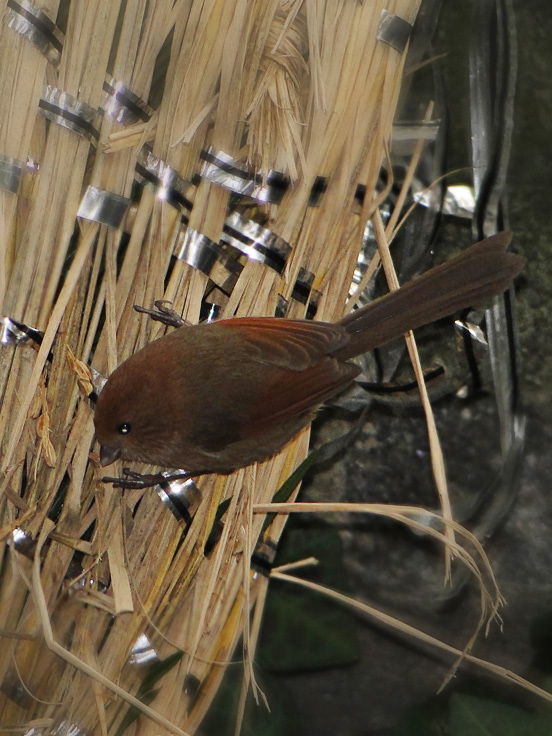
left=263, top=2, right=552, bottom=734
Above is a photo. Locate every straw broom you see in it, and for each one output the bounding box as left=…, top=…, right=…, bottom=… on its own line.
left=2, top=1, right=514, bottom=733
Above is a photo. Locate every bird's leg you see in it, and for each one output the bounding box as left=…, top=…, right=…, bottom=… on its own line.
left=102, top=467, right=194, bottom=489
left=134, top=300, right=190, bottom=329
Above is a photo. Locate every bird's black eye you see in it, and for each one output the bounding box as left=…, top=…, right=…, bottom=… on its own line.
left=117, top=422, right=132, bottom=435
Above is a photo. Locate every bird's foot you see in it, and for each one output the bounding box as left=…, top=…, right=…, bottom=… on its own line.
left=102, top=467, right=193, bottom=490
left=134, top=300, right=190, bottom=329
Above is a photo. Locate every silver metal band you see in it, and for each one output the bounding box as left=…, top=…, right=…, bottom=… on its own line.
left=200, top=147, right=289, bottom=204
left=39, top=85, right=100, bottom=143
left=102, top=77, right=153, bottom=125
left=135, top=147, right=192, bottom=212
left=376, top=10, right=413, bottom=54
left=0, top=316, right=43, bottom=346
left=6, top=0, right=63, bottom=66
left=0, top=155, right=23, bottom=194
left=77, top=186, right=132, bottom=228
left=221, top=212, right=291, bottom=274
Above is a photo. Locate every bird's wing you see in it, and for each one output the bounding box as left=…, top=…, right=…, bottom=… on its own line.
left=216, top=316, right=350, bottom=370
left=245, top=356, right=360, bottom=429
left=214, top=318, right=359, bottom=430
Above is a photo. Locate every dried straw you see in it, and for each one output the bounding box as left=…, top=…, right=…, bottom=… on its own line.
left=3, top=1, right=513, bottom=734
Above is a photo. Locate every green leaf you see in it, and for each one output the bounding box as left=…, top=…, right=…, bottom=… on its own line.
left=261, top=450, right=320, bottom=534
left=257, top=519, right=358, bottom=671
left=450, top=693, right=552, bottom=736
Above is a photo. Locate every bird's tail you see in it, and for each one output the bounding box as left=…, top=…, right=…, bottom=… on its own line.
left=333, top=232, right=524, bottom=362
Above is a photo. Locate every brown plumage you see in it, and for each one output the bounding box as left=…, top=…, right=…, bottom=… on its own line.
left=94, top=232, right=523, bottom=477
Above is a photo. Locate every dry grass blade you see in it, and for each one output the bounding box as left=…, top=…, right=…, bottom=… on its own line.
left=254, top=499, right=504, bottom=629
left=28, top=521, right=193, bottom=736
left=372, top=208, right=456, bottom=579
left=0, top=1, right=524, bottom=734
left=270, top=571, right=552, bottom=706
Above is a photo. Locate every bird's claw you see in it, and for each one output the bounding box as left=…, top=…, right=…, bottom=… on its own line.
left=134, top=300, right=190, bottom=329
left=102, top=467, right=167, bottom=489
left=102, top=467, right=193, bottom=490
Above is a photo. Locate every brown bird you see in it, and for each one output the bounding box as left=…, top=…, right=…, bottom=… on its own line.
left=94, top=232, right=523, bottom=484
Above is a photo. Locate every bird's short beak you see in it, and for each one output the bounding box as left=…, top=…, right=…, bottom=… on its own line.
left=100, top=444, right=122, bottom=467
